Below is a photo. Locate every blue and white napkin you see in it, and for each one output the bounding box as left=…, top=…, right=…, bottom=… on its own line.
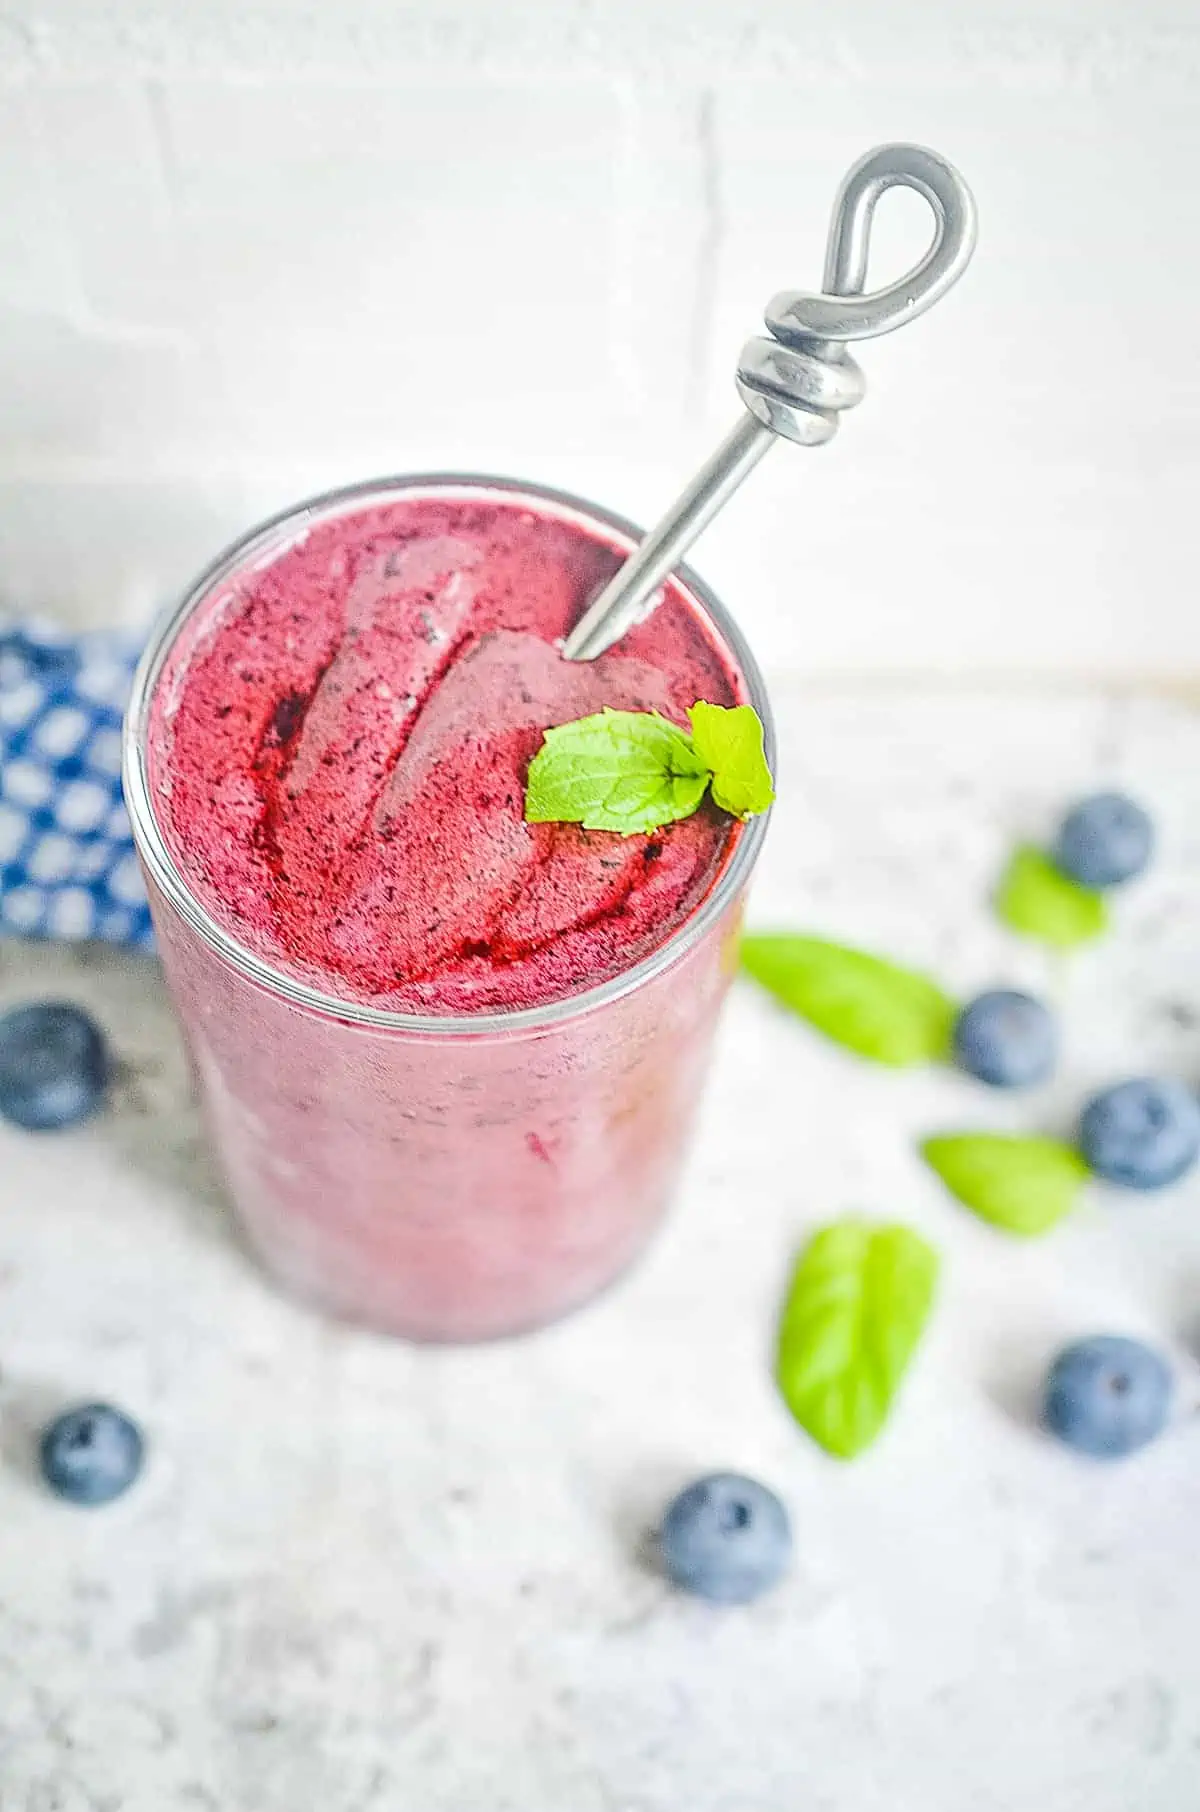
left=0, top=620, right=153, bottom=949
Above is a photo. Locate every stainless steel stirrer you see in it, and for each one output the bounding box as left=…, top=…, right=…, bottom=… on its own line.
left=562, top=143, right=977, bottom=662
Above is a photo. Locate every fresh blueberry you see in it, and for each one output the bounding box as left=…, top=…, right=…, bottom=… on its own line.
left=953, top=989, right=1057, bottom=1088
left=1054, top=792, right=1154, bottom=888
left=1079, top=1077, right=1200, bottom=1190
left=39, top=1403, right=145, bottom=1506
left=0, top=1002, right=110, bottom=1131
left=659, top=1472, right=791, bottom=1604
left=1043, top=1335, right=1172, bottom=1459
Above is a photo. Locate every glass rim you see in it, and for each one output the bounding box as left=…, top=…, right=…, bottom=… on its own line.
left=122, top=471, right=774, bottom=1037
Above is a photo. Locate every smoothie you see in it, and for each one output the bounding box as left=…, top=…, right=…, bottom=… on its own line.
left=127, top=479, right=770, bottom=1340
left=152, top=495, right=742, bottom=1014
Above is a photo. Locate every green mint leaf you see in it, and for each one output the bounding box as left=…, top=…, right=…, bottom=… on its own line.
left=776, top=1220, right=938, bottom=1460
left=687, top=701, right=775, bottom=818
left=525, top=708, right=709, bottom=835
left=740, top=934, right=956, bottom=1067
left=921, top=1132, right=1090, bottom=1236
left=996, top=845, right=1108, bottom=948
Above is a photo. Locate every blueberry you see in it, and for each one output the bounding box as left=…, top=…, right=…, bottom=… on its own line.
left=659, top=1472, right=791, bottom=1604
left=953, top=989, right=1057, bottom=1088
left=1043, top=1336, right=1172, bottom=1459
left=1054, top=792, right=1154, bottom=888
left=1079, top=1077, right=1200, bottom=1190
left=0, top=1002, right=110, bottom=1131
left=39, top=1403, right=145, bottom=1506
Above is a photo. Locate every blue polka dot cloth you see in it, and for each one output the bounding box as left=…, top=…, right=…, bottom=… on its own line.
left=0, top=620, right=153, bottom=949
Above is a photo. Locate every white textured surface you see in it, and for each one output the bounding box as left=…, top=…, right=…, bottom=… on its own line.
left=3, top=683, right=1200, bottom=1810
left=2, top=0, right=1200, bottom=675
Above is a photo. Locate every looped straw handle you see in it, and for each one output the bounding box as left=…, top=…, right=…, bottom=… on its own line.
left=770, top=143, right=978, bottom=345
left=735, top=144, right=977, bottom=447
left=562, top=145, right=977, bottom=659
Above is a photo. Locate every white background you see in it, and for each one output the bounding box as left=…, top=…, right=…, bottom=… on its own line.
left=1, top=0, right=1199, bottom=674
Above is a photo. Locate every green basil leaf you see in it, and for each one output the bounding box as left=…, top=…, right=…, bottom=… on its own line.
left=525, top=708, right=709, bottom=835
left=922, top=1132, right=1090, bottom=1235
left=996, top=845, right=1108, bottom=948
left=740, top=934, right=957, bottom=1066
left=776, top=1220, right=939, bottom=1460
left=687, top=701, right=775, bottom=818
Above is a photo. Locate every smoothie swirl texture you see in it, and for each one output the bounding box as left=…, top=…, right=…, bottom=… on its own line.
left=151, top=497, right=746, bottom=1014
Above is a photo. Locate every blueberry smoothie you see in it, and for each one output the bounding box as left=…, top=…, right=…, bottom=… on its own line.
left=127, top=478, right=770, bottom=1340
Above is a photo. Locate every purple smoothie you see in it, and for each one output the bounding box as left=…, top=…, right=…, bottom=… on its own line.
left=129, top=479, right=769, bottom=1339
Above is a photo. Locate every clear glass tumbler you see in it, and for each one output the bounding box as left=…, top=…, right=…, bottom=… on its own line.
left=123, top=476, right=772, bottom=1341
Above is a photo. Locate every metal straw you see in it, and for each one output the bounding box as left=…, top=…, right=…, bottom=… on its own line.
left=562, top=143, right=977, bottom=662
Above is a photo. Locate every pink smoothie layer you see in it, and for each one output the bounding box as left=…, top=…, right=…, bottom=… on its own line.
left=150, top=494, right=746, bottom=1013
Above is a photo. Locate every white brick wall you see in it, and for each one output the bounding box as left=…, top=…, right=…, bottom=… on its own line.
left=2, top=0, right=1199, bottom=677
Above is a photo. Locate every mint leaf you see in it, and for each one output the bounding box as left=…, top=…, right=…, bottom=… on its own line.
left=525, top=709, right=709, bottom=835
left=997, top=845, right=1108, bottom=948
left=740, top=934, right=956, bottom=1067
left=776, top=1220, right=938, bottom=1460
left=687, top=701, right=775, bottom=818
left=525, top=700, right=773, bottom=835
left=922, top=1132, right=1090, bottom=1236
